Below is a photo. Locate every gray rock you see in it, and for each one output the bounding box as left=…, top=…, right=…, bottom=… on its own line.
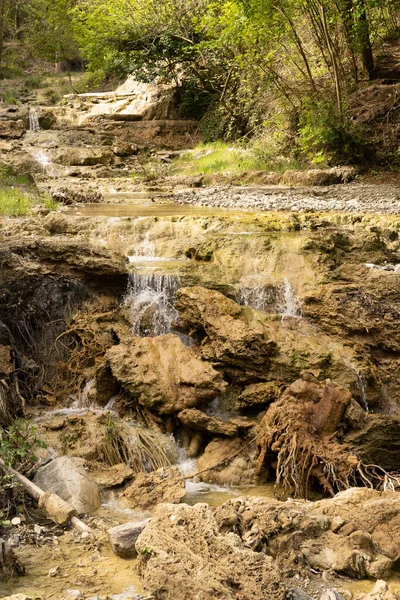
left=108, top=518, right=151, bottom=558
left=34, top=456, right=100, bottom=515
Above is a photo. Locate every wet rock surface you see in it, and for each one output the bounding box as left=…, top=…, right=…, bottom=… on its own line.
left=124, top=466, right=186, bottom=509
left=106, top=333, right=226, bottom=414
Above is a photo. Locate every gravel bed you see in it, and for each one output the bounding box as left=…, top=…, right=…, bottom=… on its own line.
left=174, top=183, right=400, bottom=214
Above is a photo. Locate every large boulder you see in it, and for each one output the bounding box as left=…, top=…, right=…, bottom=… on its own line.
left=175, top=287, right=358, bottom=388
left=214, top=493, right=395, bottom=581
left=106, top=334, right=226, bottom=414
left=135, top=502, right=284, bottom=600
left=124, top=466, right=185, bottom=509
left=34, top=456, right=100, bottom=515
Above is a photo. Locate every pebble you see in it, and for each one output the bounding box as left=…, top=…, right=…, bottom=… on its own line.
left=11, top=517, right=21, bottom=526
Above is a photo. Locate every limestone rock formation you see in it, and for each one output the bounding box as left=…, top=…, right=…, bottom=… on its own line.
left=89, top=463, right=134, bottom=488
left=175, top=286, right=357, bottom=387
left=214, top=493, right=396, bottom=581
left=106, top=334, right=226, bottom=414
left=34, top=456, right=100, bottom=515
left=343, top=413, right=400, bottom=471
left=197, top=437, right=257, bottom=485
left=310, top=487, right=400, bottom=560
left=178, top=408, right=238, bottom=437
left=124, top=466, right=185, bottom=509
left=135, top=502, right=284, bottom=600
left=236, top=381, right=282, bottom=409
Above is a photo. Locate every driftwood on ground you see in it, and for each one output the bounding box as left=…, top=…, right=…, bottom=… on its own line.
left=0, top=458, right=91, bottom=532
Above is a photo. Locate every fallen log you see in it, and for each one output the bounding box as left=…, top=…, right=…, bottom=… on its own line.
left=0, top=458, right=91, bottom=533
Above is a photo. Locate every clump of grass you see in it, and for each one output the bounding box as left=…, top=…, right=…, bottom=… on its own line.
left=0, top=165, right=58, bottom=216
left=0, top=164, right=31, bottom=187
left=0, top=187, right=32, bottom=216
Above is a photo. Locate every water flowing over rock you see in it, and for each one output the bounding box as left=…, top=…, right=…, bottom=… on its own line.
left=106, top=334, right=226, bottom=413
left=28, top=108, right=40, bottom=131
left=124, top=273, right=180, bottom=336
left=175, top=286, right=357, bottom=387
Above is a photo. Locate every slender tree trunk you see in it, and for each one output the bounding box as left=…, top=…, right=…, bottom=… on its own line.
left=0, top=0, right=7, bottom=75
left=319, top=2, right=343, bottom=120
left=358, top=0, right=375, bottom=79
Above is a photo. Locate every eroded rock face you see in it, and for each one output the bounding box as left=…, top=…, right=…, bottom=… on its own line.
left=135, top=502, right=284, bottom=600
left=214, top=492, right=395, bottom=581
left=0, top=119, right=25, bottom=138
left=343, top=414, right=400, bottom=471
left=236, top=381, right=282, bottom=409
left=197, top=437, right=257, bottom=485
left=34, top=456, right=100, bottom=515
left=175, top=286, right=357, bottom=388
left=124, top=466, right=185, bottom=509
left=178, top=408, right=238, bottom=437
left=106, top=334, right=226, bottom=414
left=311, top=487, right=400, bottom=560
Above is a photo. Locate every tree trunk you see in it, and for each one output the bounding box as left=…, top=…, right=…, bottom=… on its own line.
left=358, top=0, right=375, bottom=79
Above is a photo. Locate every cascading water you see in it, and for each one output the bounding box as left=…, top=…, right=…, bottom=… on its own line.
left=237, top=272, right=302, bottom=317
left=279, top=277, right=302, bottom=318
left=124, top=272, right=181, bottom=336
left=127, top=231, right=157, bottom=263
left=33, top=149, right=56, bottom=177
left=236, top=270, right=277, bottom=311
left=28, top=108, right=40, bottom=131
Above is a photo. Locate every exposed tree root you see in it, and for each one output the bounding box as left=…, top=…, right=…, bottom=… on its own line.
left=255, top=373, right=400, bottom=499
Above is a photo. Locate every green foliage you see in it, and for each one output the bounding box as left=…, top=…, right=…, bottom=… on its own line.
left=73, top=69, right=106, bottom=93
left=1, top=90, right=18, bottom=105
left=0, top=165, right=58, bottom=215
left=0, top=420, right=47, bottom=472
left=298, top=98, right=365, bottom=165
left=0, top=164, right=31, bottom=187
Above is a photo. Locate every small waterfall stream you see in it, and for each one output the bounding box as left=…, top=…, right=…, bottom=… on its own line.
left=33, top=149, right=56, bottom=177
left=28, top=108, right=41, bottom=131
left=237, top=273, right=302, bottom=317
left=124, top=273, right=181, bottom=336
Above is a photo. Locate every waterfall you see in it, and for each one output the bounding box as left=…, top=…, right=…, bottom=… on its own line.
left=29, top=108, right=40, bottom=131
left=236, top=271, right=276, bottom=311
left=33, top=150, right=56, bottom=177
left=236, top=285, right=275, bottom=311
left=127, top=231, right=156, bottom=262
left=124, top=273, right=181, bottom=336
left=279, top=277, right=302, bottom=318
left=380, top=384, right=397, bottom=414
left=237, top=273, right=301, bottom=317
